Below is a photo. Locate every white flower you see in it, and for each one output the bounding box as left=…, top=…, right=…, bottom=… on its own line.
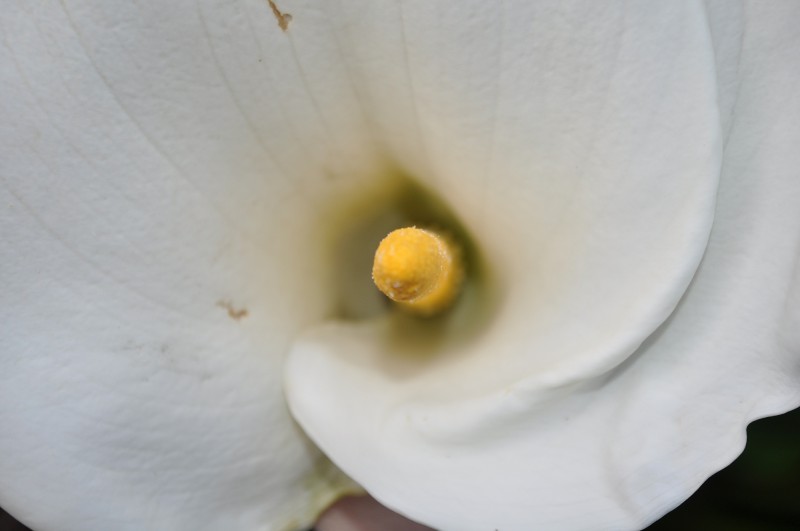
left=1, top=1, right=798, bottom=530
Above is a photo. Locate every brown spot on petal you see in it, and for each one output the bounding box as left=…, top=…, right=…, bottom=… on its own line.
left=217, top=300, right=249, bottom=321
left=267, top=0, right=292, bottom=31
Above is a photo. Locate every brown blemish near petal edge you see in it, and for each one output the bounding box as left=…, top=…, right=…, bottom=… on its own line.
left=268, top=0, right=292, bottom=31
left=217, top=300, right=249, bottom=321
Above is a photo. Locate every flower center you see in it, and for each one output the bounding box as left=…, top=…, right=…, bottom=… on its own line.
left=320, top=173, right=495, bottom=339
left=372, top=227, right=463, bottom=316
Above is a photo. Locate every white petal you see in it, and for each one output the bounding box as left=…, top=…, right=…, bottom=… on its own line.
left=287, top=2, right=800, bottom=530
left=0, top=1, right=381, bottom=529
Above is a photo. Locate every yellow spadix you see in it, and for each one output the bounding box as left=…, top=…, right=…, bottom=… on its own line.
left=372, top=227, right=463, bottom=316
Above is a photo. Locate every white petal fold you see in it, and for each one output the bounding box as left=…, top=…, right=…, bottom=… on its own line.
left=287, top=2, right=800, bottom=530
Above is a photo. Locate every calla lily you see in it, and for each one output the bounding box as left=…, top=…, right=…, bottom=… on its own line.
left=1, top=1, right=798, bottom=531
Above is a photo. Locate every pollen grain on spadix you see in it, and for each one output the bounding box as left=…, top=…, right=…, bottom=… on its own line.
left=371, top=226, right=463, bottom=316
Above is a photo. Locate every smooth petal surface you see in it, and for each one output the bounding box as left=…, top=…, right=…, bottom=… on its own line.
left=0, top=1, right=384, bottom=529
left=287, top=2, right=800, bottom=530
